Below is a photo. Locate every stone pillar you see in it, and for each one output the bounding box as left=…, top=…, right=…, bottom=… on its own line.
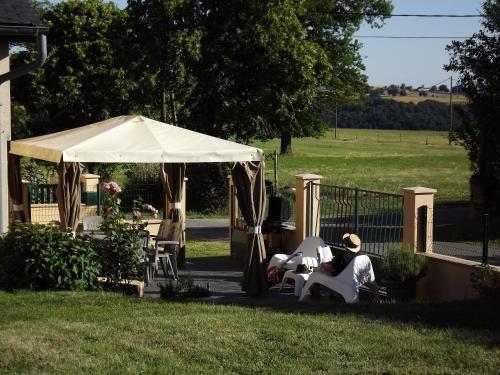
left=402, top=187, right=436, bottom=253
left=0, top=42, right=11, bottom=233
left=295, top=174, right=322, bottom=247
left=80, top=173, right=100, bottom=193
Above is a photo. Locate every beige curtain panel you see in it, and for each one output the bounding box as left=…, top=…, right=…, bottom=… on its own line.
left=160, top=162, right=186, bottom=267
left=56, top=160, right=83, bottom=232
left=7, top=154, right=25, bottom=222
left=232, top=161, right=267, bottom=295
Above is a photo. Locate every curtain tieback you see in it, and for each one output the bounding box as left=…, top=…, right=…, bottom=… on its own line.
left=173, top=202, right=181, bottom=209
left=247, top=226, right=262, bottom=234
left=13, top=204, right=24, bottom=211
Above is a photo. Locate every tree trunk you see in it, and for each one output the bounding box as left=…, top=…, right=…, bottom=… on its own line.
left=280, top=128, right=292, bottom=155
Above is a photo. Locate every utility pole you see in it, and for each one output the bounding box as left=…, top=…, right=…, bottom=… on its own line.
left=449, top=76, right=453, bottom=145
left=334, top=101, right=338, bottom=139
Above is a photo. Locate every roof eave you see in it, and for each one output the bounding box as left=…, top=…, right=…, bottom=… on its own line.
left=0, top=25, right=48, bottom=43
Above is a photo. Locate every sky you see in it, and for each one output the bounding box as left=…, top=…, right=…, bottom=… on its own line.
left=52, top=0, right=484, bottom=88
left=356, top=0, right=484, bottom=87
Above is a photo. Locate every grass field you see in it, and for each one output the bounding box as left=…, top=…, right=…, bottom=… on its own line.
left=1, top=290, right=499, bottom=374
left=252, top=128, right=470, bottom=205
left=381, top=94, right=468, bottom=105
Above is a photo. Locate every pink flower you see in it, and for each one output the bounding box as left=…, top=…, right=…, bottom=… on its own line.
left=108, top=181, right=122, bottom=194
left=101, top=182, right=110, bottom=191
left=106, top=206, right=113, bottom=214
left=134, top=211, right=142, bottom=220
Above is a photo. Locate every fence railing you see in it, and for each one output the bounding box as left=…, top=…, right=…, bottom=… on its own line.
left=27, top=182, right=165, bottom=223
left=315, top=183, right=404, bottom=257
left=433, top=208, right=500, bottom=266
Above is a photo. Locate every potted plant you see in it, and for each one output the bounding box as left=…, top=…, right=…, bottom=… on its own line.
left=381, top=245, right=428, bottom=301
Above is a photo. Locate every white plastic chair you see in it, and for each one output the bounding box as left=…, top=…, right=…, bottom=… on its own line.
left=299, top=255, right=375, bottom=303
left=268, top=236, right=332, bottom=271
left=279, top=256, right=318, bottom=295
left=83, top=215, right=103, bottom=231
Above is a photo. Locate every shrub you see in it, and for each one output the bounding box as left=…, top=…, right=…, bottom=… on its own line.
left=160, top=275, right=210, bottom=299
left=96, top=181, right=146, bottom=283
left=470, top=264, right=500, bottom=299
left=381, top=245, right=427, bottom=283
left=0, top=223, right=100, bottom=291
left=186, top=163, right=231, bottom=214
left=124, top=163, right=161, bottom=185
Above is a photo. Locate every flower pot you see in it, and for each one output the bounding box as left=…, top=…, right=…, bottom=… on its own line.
left=382, top=279, right=417, bottom=301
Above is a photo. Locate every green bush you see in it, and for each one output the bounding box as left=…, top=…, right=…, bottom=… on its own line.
left=186, top=163, right=230, bottom=214
left=160, top=275, right=210, bottom=299
left=381, top=245, right=428, bottom=283
left=0, top=223, right=100, bottom=291
left=124, top=163, right=161, bottom=185
left=96, top=181, right=144, bottom=283
left=470, top=264, right=500, bottom=299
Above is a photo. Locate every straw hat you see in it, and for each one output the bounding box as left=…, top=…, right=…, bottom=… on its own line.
left=342, top=233, right=361, bottom=253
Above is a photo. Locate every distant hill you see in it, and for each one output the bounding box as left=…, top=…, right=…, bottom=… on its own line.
left=323, top=97, right=465, bottom=131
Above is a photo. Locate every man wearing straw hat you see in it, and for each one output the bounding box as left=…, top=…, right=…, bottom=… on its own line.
left=309, top=233, right=362, bottom=297
left=320, top=233, right=361, bottom=276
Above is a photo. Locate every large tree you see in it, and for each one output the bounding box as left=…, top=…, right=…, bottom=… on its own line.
left=189, top=0, right=392, bottom=154
left=126, top=0, right=202, bottom=124
left=11, top=0, right=134, bottom=136
left=445, top=0, right=500, bottom=209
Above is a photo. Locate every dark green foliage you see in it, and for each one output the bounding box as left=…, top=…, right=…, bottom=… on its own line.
left=96, top=183, right=144, bottom=283
left=381, top=246, right=428, bottom=282
left=470, top=263, right=500, bottom=299
left=326, top=97, right=464, bottom=131
left=124, top=164, right=161, bottom=185
left=186, top=163, right=231, bottom=213
left=160, top=275, right=210, bottom=299
left=11, top=0, right=135, bottom=136
left=187, top=0, right=392, bottom=154
left=20, top=158, right=56, bottom=184
left=445, top=0, right=500, bottom=208
left=0, top=223, right=100, bottom=291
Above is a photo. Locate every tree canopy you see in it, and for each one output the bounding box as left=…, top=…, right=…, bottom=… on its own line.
left=445, top=0, right=500, bottom=209
left=12, top=0, right=133, bottom=136
left=11, top=0, right=392, bottom=156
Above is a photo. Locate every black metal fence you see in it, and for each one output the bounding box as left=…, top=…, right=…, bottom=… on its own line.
left=315, top=183, right=404, bottom=257
left=27, top=183, right=164, bottom=223
left=433, top=207, right=500, bottom=266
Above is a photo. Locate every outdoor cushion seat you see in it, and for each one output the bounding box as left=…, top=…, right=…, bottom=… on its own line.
left=299, top=254, right=375, bottom=303
left=267, top=236, right=333, bottom=271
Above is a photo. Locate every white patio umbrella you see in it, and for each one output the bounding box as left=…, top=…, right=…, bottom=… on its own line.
left=9, top=115, right=263, bottom=163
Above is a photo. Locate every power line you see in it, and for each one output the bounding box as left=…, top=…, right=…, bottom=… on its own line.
left=354, top=35, right=471, bottom=39
left=348, top=13, right=482, bottom=18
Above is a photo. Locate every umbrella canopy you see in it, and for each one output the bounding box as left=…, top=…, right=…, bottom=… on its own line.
left=9, top=115, right=264, bottom=163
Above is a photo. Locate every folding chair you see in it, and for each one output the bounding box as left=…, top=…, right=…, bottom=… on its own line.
left=151, top=219, right=181, bottom=280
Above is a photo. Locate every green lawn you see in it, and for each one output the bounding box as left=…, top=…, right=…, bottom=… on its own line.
left=0, top=291, right=499, bottom=374
left=252, top=129, right=469, bottom=205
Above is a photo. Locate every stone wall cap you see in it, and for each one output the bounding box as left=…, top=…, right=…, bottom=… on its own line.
left=401, top=186, right=437, bottom=194
left=295, top=173, right=323, bottom=180
left=81, top=174, right=100, bottom=178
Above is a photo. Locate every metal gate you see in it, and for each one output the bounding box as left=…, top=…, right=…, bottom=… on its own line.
left=316, top=184, right=403, bottom=257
